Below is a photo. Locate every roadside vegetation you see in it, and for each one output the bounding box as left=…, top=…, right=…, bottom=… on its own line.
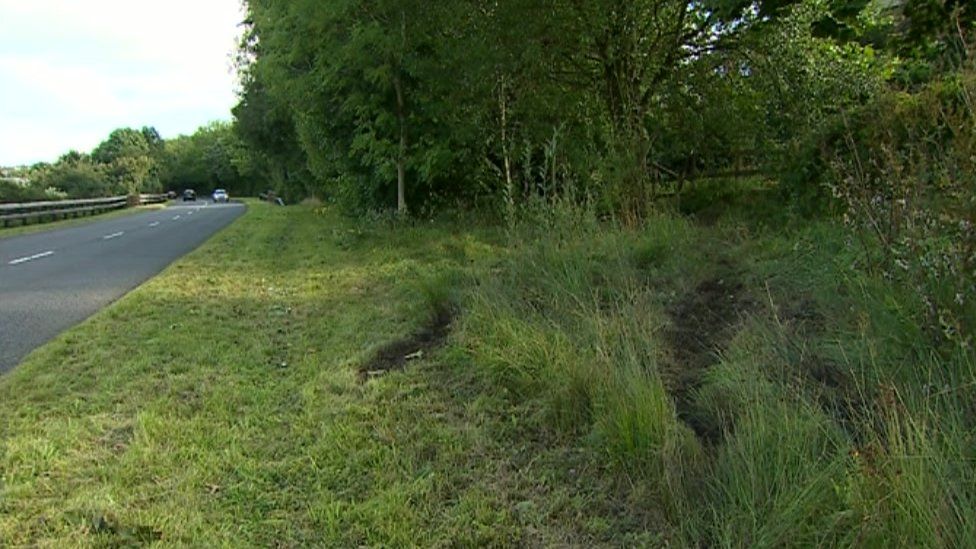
left=3, top=189, right=974, bottom=545
left=226, top=2, right=975, bottom=542
left=2, top=0, right=975, bottom=546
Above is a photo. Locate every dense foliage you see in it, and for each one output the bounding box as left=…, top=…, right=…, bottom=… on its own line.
left=159, top=121, right=261, bottom=198
left=232, top=0, right=901, bottom=215
left=232, top=0, right=973, bottom=351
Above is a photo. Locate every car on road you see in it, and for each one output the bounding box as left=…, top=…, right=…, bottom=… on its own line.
left=212, top=189, right=229, bottom=203
left=182, top=189, right=196, bottom=201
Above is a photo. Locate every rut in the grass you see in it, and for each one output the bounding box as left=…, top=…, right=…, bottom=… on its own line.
left=359, top=305, right=457, bottom=381
left=664, top=258, right=754, bottom=444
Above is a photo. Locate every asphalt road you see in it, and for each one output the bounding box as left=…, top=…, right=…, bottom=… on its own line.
left=0, top=200, right=245, bottom=373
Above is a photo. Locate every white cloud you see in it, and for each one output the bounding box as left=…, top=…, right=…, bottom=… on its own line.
left=0, top=0, right=244, bottom=165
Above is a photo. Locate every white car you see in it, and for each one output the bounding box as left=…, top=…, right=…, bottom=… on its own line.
left=212, top=189, right=229, bottom=203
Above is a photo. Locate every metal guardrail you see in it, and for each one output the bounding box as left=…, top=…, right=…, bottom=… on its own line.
left=0, top=194, right=168, bottom=228
left=139, top=194, right=168, bottom=205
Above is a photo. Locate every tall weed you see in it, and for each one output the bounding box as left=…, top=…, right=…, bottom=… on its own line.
left=829, top=67, right=976, bottom=349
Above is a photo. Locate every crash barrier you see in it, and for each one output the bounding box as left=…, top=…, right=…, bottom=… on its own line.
left=139, top=193, right=168, bottom=205
left=0, top=194, right=168, bottom=228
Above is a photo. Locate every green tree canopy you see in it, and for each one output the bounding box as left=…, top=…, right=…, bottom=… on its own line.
left=91, top=127, right=159, bottom=194
left=159, top=121, right=259, bottom=197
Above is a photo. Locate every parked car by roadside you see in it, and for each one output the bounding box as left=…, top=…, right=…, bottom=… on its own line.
left=182, top=189, right=196, bottom=201
left=212, top=189, right=229, bottom=203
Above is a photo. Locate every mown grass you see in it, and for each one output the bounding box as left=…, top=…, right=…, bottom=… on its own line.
left=2, top=189, right=974, bottom=546
left=0, top=202, right=657, bottom=546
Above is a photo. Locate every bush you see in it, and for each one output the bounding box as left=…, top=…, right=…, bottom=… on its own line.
left=0, top=179, right=66, bottom=203
left=36, top=162, right=118, bottom=198
left=827, top=68, right=976, bottom=349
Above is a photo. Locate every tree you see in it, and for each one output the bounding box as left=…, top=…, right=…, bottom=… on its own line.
left=37, top=157, right=114, bottom=198
left=159, top=122, right=259, bottom=197
left=233, top=36, right=313, bottom=201
left=235, top=0, right=891, bottom=215
left=240, top=0, right=480, bottom=212
left=92, top=128, right=157, bottom=194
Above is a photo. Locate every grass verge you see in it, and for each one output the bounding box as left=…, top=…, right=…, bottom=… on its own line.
left=1, top=202, right=651, bottom=546
left=2, top=193, right=973, bottom=546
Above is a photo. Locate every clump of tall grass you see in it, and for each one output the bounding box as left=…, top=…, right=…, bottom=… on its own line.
left=836, top=384, right=976, bottom=545
left=460, top=202, right=705, bottom=513
left=462, top=193, right=976, bottom=545
left=678, top=308, right=976, bottom=546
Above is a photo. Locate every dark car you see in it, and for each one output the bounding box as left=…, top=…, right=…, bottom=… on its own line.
left=166, top=190, right=177, bottom=199
left=182, top=189, right=196, bottom=201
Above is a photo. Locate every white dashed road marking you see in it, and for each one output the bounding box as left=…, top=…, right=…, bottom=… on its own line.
left=173, top=215, right=181, bottom=220
left=149, top=222, right=160, bottom=227
left=8, top=251, right=55, bottom=266
left=103, top=232, right=125, bottom=240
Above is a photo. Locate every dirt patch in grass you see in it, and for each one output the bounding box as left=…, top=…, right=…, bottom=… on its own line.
left=665, top=263, right=753, bottom=443
left=359, top=306, right=457, bottom=382
left=99, top=424, right=134, bottom=454
left=779, top=296, right=826, bottom=335
left=772, top=293, right=869, bottom=441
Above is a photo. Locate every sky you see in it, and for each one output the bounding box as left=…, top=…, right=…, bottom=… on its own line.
left=0, top=1, right=244, bottom=166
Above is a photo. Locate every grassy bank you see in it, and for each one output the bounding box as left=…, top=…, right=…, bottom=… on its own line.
left=0, top=202, right=633, bottom=545
left=466, top=187, right=976, bottom=545
left=2, top=195, right=973, bottom=546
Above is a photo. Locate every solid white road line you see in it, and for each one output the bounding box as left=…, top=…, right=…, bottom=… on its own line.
left=149, top=221, right=160, bottom=227
left=103, top=231, right=125, bottom=240
left=8, top=251, right=55, bottom=266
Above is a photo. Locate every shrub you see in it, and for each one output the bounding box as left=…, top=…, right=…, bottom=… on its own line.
left=0, top=179, right=66, bottom=203
left=827, top=67, right=976, bottom=349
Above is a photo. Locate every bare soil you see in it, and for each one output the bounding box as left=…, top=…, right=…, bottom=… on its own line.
left=664, top=263, right=753, bottom=443
left=359, top=306, right=457, bottom=381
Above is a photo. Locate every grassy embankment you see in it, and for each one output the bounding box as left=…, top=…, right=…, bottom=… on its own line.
left=2, top=188, right=973, bottom=546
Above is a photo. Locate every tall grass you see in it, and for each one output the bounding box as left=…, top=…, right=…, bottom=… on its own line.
left=3, top=194, right=972, bottom=544
left=460, top=193, right=976, bottom=546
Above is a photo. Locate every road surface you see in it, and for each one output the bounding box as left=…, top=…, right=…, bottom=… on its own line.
left=0, top=200, right=245, bottom=373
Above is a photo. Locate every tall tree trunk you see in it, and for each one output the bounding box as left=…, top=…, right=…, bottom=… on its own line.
left=395, top=74, right=407, bottom=215
left=394, top=12, right=408, bottom=215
